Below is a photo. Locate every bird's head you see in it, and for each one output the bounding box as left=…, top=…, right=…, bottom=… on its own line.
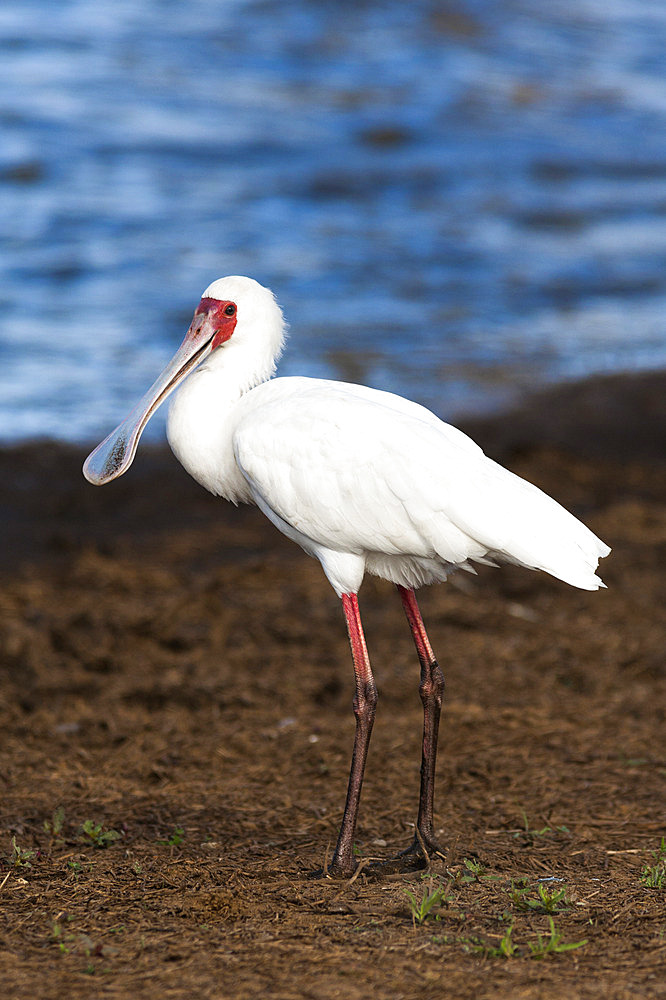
left=83, top=276, right=286, bottom=486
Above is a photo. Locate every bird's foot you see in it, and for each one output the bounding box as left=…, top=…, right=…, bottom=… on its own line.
left=310, top=830, right=446, bottom=879
left=364, top=830, right=446, bottom=877
left=308, top=849, right=363, bottom=880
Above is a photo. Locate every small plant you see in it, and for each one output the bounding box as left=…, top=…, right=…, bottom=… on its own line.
left=404, top=881, right=451, bottom=926
left=534, top=882, right=571, bottom=913
left=52, top=918, right=117, bottom=970
left=157, top=826, right=185, bottom=848
left=79, top=820, right=122, bottom=849
left=508, top=877, right=530, bottom=906
left=52, top=921, right=72, bottom=955
left=641, top=865, right=666, bottom=889
left=514, top=812, right=569, bottom=840
left=454, top=857, right=489, bottom=884
left=10, top=836, right=36, bottom=868
left=43, top=806, right=66, bottom=845
left=528, top=916, right=587, bottom=958
left=510, top=879, right=571, bottom=913
left=464, top=925, right=517, bottom=958
left=464, top=917, right=586, bottom=960
left=490, top=924, right=518, bottom=958
left=463, top=857, right=485, bottom=877
left=640, top=837, right=666, bottom=889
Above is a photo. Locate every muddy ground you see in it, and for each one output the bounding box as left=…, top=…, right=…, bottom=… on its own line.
left=0, top=371, right=664, bottom=999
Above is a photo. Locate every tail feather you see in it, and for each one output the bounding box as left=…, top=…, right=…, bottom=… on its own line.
left=445, top=458, right=611, bottom=592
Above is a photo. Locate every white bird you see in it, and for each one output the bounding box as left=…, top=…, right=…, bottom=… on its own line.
left=84, top=275, right=610, bottom=877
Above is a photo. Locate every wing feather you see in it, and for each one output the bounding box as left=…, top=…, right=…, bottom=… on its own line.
left=234, top=379, right=482, bottom=558
left=232, top=377, right=609, bottom=589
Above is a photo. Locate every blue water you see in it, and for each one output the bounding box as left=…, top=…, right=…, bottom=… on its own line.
left=2, top=0, right=666, bottom=443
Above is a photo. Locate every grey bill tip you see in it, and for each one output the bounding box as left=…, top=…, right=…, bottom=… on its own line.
left=83, top=426, right=136, bottom=485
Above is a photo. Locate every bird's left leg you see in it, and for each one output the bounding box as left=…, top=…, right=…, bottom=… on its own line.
left=397, top=585, right=446, bottom=863
left=327, top=593, right=378, bottom=878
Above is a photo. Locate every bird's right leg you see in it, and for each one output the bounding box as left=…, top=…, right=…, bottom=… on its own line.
left=397, top=585, right=446, bottom=864
left=328, top=592, right=378, bottom=877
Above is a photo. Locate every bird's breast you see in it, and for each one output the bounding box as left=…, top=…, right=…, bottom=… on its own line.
left=166, top=370, right=251, bottom=503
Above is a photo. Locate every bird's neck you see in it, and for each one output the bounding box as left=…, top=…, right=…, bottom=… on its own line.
left=213, top=332, right=279, bottom=389
left=165, top=337, right=279, bottom=501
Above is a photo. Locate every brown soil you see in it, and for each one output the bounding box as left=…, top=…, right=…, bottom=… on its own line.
left=1, top=371, right=665, bottom=999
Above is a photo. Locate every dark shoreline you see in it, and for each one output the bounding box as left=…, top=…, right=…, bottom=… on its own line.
left=459, top=368, right=666, bottom=466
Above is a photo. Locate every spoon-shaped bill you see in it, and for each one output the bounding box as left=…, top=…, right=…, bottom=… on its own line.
left=83, top=315, right=213, bottom=485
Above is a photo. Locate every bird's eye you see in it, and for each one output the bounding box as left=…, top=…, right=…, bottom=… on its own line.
left=224, top=304, right=236, bottom=317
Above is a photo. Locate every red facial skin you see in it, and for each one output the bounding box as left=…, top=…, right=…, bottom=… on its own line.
left=194, top=297, right=238, bottom=349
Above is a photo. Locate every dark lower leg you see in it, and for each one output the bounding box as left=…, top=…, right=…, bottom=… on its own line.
left=398, top=585, right=445, bottom=855
left=329, top=593, right=378, bottom=876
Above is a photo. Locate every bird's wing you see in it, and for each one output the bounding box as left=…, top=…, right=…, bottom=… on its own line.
left=233, top=377, right=609, bottom=591
left=232, top=378, right=494, bottom=565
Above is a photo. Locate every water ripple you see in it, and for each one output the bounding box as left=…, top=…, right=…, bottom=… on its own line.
left=1, top=0, right=665, bottom=441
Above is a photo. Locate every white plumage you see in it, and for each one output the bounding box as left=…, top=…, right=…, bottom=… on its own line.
left=163, top=278, right=608, bottom=596
left=83, top=275, right=610, bottom=876
left=200, top=375, right=607, bottom=596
